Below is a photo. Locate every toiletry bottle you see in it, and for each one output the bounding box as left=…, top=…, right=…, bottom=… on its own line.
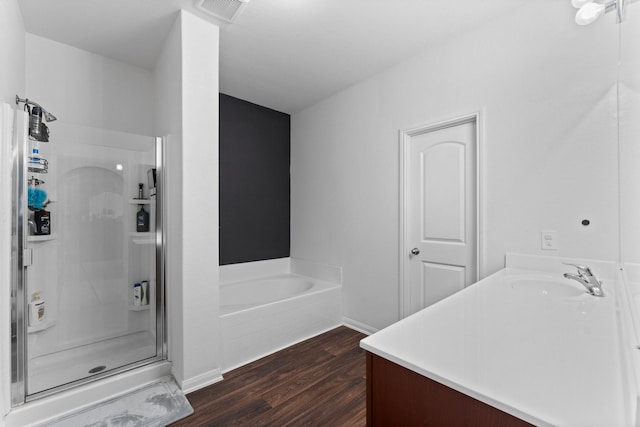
left=28, top=148, right=47, bottom=171
left=141, top=281, right=149, bottom=305
left=30, top=147, right=39, bottom=162
left=136, top=206, right=149, bottom=232
left=133, top=283, right=142, bottom=306
left=29, top=107, right=42, bottom=139
left=147, top=169, right=156, bottom=198
left=29, top=292, right=45, bottom=326
left=138, top=183, right=144, bottom=199
left=34, top=209, right=50, bottom=235
left=29, top=148, right=42, bottom=170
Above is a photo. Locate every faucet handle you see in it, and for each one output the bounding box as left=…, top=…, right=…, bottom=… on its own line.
left=562, top=262, right=593, bottom=276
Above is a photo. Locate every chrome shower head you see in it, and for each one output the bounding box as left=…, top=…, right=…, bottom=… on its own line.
left=42, top=109, right=57, bottom=122
left=15, top=95, right=57, bottom=122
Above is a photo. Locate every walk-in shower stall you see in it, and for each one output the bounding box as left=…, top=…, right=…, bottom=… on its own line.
left=10, top=100, right=166, bottom=405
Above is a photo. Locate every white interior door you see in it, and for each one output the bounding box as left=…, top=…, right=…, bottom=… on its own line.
left=403, top=118, right=477, bottom=317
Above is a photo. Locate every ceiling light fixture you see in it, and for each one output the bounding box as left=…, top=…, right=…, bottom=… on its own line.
left=575, top=2, right=608, bottom=25
left=572, top=0, right=637, bottom=25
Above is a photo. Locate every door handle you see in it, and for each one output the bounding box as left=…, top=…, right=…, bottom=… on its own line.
left=23, top=248, right=33, bottom=267
left=410, top=248, right=420, bottom=256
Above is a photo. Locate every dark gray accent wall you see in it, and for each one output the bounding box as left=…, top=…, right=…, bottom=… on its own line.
left=219, top=94, right=291, bottom=265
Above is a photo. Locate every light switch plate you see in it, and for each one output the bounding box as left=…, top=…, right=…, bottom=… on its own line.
left=541, top=230, right=558, bottom=250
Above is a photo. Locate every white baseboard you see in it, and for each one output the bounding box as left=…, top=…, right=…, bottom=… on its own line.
left=342, top=317, right=378, bottom=336
left=179, top=368, right=223, bottom=394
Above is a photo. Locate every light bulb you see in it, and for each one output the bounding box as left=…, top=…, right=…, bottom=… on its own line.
left=575, top=2, right=605, bottom=25
left=572, top=0, right=594, bottom=8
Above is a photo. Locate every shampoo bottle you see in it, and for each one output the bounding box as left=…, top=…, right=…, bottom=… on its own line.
left=136, top=206, right=149, bottom=232
left=133, top=283, right=142, bottom=306
left=141, top=281, right=149, bottom=305
left=29, top=292, right=45, bottom=326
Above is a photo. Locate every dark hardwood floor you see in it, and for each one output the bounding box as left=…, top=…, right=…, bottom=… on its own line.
left=172, top=326, right=367, bottom=427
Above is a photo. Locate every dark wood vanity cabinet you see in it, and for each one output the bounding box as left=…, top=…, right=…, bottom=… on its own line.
left=366, top=352, right=534, bottom=427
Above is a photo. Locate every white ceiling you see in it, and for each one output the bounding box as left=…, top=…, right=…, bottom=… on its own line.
left=19, top=0, right=528, bottom=114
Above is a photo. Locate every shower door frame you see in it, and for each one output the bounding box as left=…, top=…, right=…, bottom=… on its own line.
left=10, top=107, right=28, bottom=406
left=10, top=114, right=168, bottom=405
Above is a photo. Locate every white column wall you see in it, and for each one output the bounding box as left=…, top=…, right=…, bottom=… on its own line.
left=179, top=10, right=221, bottom=389
left=154, top=11, right=185, bottom=389
left=154, top=10, right=221, bottom=391
left=291, top=2, right=620, bottom=331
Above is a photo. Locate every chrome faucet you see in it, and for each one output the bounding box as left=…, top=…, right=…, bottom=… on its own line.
left=563, top=262, right=604, bottom=297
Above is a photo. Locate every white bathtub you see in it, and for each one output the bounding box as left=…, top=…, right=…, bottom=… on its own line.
left=220, top=275, right=315, bottom=315
left=220, top=272, right=341, bottom=373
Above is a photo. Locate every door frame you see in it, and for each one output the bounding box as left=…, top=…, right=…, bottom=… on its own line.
left=398, top=112, right=483, bottom=319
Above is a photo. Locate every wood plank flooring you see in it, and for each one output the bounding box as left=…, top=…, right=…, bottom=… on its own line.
left=172, top=326, right=367, bottom=427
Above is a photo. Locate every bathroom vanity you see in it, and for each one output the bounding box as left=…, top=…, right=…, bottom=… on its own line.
left=361, top=254, right=635, bottom=426
left=366, top=352, right=532, bottom=426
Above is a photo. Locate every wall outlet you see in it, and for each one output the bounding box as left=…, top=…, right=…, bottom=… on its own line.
left=541, top=230, right=558, bottom=250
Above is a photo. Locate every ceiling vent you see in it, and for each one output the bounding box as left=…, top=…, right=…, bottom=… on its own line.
left=195, top=0, right=251, bottom=23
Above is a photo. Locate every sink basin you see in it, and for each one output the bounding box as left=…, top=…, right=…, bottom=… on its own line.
left=509, top=277, right=585, bottom=298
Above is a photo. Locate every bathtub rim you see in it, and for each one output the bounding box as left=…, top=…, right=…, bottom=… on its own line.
left=219, top=273, right=341, bottom=318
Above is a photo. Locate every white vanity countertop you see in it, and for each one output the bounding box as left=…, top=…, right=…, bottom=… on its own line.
left=361, top=262, right=632, bottom=427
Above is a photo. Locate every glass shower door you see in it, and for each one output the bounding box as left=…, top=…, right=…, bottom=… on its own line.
left=15, top=118, right=164, bottom=399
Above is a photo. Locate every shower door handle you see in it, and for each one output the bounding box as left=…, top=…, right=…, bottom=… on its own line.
left=23, top=248, right=33, bottom=267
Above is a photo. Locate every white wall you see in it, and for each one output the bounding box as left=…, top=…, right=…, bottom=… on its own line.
left=291, top=2, right=620, bottom=331
left=0, top=0, right=25, bottom=105
left=25, top=34, right=153, bottom=136
left=0, top=0, right=25, bottom=421
left=154, top=10, right=222, bottom=392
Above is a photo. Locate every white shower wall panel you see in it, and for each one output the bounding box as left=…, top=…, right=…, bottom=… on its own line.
left=26, top=124, right=156, bottom=361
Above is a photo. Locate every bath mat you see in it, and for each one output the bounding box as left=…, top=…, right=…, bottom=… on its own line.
left=40, top=377, right=193, bottom=427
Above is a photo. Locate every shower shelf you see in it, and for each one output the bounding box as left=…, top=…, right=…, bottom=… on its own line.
left=129, top=232, right=154, bottom=245
left=128, top=199, right=153, bottom=205
left=28, top=319, right=56, bottom=334
left=28, top=233, right=57, bottom=242
left=28, top=157, right=48, bottom=174
left=128, top=304, right=150, bottom=312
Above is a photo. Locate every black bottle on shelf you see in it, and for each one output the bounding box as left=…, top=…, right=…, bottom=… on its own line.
left=136, top=206, right=149, bottom=232
left=34, top=209, right=50, bottom=235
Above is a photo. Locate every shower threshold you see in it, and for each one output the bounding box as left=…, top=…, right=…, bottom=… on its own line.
left=28, top=331, right=157, bottom=396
